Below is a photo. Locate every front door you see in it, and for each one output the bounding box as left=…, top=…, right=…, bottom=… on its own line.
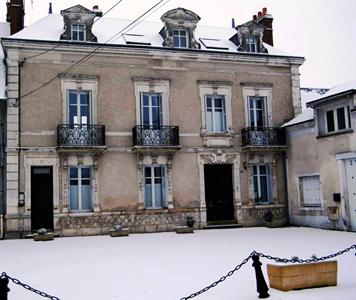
left=31, top=166, right=53, bottom=231
left=204, top=164, right=235, bottom=223
left=345, top=159, right=356, bottom=231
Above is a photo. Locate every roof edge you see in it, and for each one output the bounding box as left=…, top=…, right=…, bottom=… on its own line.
left=307, top=89, right=356, bottom=108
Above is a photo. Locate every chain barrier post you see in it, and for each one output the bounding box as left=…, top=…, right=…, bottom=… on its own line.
left=0, top=273, right=10, bottom=300
left=252, top=255, right=270, bottom=299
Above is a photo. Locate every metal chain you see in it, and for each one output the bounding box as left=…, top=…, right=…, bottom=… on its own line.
left=1, top=272, right=60, bottom=300
left=180, top=252, right=255, bottom=300
left=255, top=244, right=356, bottom=264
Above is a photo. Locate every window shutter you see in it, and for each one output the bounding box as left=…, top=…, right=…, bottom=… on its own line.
left=161, top=166, right=168, bottom=208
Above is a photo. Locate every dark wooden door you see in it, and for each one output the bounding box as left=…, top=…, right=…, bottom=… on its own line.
left=204, top=164, right=235, bottom=223
left=31, top=166, right=53, bottom=231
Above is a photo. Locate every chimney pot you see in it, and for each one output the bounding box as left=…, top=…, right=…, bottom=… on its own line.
left=48, top=2, right=53, bottom=14
left=93, top=5, right=99, bottom=10
left=253, top=15, right=257, bottom=21
left=258, top=11, right=262, bottom=18
left=262, top=7, right=267, bottom=14
left=231, top=18, right=235, bottom=28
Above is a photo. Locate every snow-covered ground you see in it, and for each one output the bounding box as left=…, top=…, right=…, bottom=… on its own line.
left=1, top=227, right=355, bottom=300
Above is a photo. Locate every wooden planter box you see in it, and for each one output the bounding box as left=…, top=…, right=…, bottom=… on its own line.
left=33, top=233, right=54, bottom=241
left=267, top=261, right=337, bottom=291
left=175, top=226, right=194, bottom=234
left=110, top=228, right=130, bottom=237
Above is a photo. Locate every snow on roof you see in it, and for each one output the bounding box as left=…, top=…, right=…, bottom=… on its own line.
left=307, top=81, right=356, bottom=106
left=282, top=107, right=314, bottom=127
left=9, top=14, right=296, bottom=56
left=0, top=22, right=10, bottom=100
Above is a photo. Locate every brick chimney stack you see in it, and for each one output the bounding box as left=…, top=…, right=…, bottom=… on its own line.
left=255, top=7, right=273, bottom=46
left=6, top=0, right=25, bottom=35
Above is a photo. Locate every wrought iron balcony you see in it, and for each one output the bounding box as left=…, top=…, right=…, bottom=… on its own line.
left=241, top=127, right=286, bottom=148
left=57, top=124, right=105, bottom=148
left=132, top=125, right=180, bottom=147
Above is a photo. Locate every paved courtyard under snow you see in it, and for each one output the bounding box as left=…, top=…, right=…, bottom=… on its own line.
left=0, top=227, right=355, bottom=300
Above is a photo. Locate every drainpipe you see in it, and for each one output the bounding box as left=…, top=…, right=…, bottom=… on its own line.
left=283, top=151, right=291, bottom=225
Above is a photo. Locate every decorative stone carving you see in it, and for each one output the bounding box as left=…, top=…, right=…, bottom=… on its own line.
left=160, top=8, right=201, bottom=49
left=200, top=150, right=237, bottom=164
left=60, top=5, right=97, bottom=42
left=230, top=20, right=267, bottom=53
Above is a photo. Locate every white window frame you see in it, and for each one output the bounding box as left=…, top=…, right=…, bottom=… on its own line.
left=247, top=95, right=268, bottom=127
left=69, top=165, right=92, bottom=212
left=246, top=35, right=257, bottom=53
left=60, top=76, right=98, bottom=124
left=144, top=165, right=168, bottom=209
left=298, top=174, right=322, bottom=208
left=67, top=90, right=92, bottom=125
left=140, top=93, right=163, bottom=127
left=172, top=28, right=188, bottom=48
left=199, top=82, right=232, bottom=135
left=324, top=106, right=351, bottom=133
left=205, top=94, right=227, bottom=132
left=134, top=79, right=170, bottom=126
left=242, top=86, right=272, bottom=128
left=71, top=24, right=86, bottom=41
left=252, top=164, right=273, bottom=205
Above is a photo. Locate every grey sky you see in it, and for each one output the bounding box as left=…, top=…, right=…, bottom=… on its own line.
left=1, top=0, right=355, bottom=88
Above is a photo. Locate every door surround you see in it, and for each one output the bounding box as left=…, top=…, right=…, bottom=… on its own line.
left=198, top=150, right=241, bottom=226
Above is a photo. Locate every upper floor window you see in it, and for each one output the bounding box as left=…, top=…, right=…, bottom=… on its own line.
left=206, top=95, right=226, bottom=132
left=68, top=90, right=91, bottom=125
left=246, top=35, right=257, bottom=53
left=141, top=93, right=163, bottom=127
left=325, top=106, right=351, bottom=133
left=173, top=29, right=188, bottom=48
left=69, top=166, right=92, bottom=211
left=71, top=24, right=86, bottom=41
left=248, top=96, right=268, bottom=127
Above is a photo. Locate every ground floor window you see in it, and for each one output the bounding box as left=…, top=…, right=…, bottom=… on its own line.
left=299, top=175, right=321, bottom=207
left=253, top=164, right=272, bottom=204
left=144, top=165, right=167, bottom=209
left=69, top=166, right=92, bottom=211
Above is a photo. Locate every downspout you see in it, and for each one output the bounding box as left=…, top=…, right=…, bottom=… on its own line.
left=18, top=59, right=24, bottom=238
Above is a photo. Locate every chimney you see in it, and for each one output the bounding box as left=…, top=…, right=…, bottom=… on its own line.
left=256, top=7, right=273, bottom=46
left=48, top=3, right=53, bottom=14
left=92, top=5, right=103, bottom=17
left=6, top=0, right=25, bottom=35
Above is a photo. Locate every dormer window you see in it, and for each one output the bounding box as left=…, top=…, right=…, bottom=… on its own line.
left=173, top=29, right=188, bottom=48
left=246, top=35, right=257, bottom=52
left=71, top=24, right=86, bottom=41
left=160, top=8, right=201, bottom=49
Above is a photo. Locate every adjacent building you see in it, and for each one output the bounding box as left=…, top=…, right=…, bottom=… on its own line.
left=1, top=5, right=304, bottom=238
left=284, top=82, right=356, bottom=231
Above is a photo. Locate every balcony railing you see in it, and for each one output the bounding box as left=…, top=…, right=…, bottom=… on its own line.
left=132, top=125, right=179, bottom=147
left=57, top=124, right=105, bottom=147
left=241, top=127, right=286, bottom=147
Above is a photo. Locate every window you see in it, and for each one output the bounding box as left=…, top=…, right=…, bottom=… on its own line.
left=205, top=95, right=226, bottom=132
left=144, top=165, right=167, bottom=209
left=173, top=29, right=188, bottom=48
left=71, top=24, right=86, bottom=41
left=68, top=90, right=91, bottom=125
left=253, top=165, right=272, bottom=204
left=246, top=35, right=256, bottom=53
left=69, top=166, right=92, bottom=211
left=325, top=106, right=351, bottom=133
left=248, top=96, right=268, bottom=127
left=141, top=93, right=162, bottom=127
left=299, top=175, right=321, bottom=207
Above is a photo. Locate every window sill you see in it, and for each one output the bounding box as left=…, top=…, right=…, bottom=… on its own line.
left=317, top=128, right=353, bottom=139
left=68, top=211, right=94, bottom=217
left=299, top=205, right=323, bottom=210
left=200, top=130, right=234, bottom=137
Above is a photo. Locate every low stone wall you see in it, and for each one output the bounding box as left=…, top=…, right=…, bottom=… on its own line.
left=57, top=208, right=201, bottom=236
left=240, top=205, right=287, bottom=227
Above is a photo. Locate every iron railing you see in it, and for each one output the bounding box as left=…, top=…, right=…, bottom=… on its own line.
left=132, top=125, right=179, bottom=147
left=241, top=127, right=286, bottom=147
left=57, top=124, right=105, bottom=147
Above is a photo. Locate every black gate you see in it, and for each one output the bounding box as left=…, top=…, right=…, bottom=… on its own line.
left=204, top=164, right=235, bottom=223
left=31, top=166, right=54, bottom=231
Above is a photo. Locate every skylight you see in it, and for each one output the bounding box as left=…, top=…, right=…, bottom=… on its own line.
left=123, top=34, right=151, bottom=45
left=199, top=38, right=228, bottom=50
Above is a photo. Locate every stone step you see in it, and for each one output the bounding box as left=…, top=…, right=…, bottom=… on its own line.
left=203, top=223, right=243, bottom=229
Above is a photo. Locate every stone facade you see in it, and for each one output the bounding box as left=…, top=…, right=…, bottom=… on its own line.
left=2, top=6, right=304, bottom=238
